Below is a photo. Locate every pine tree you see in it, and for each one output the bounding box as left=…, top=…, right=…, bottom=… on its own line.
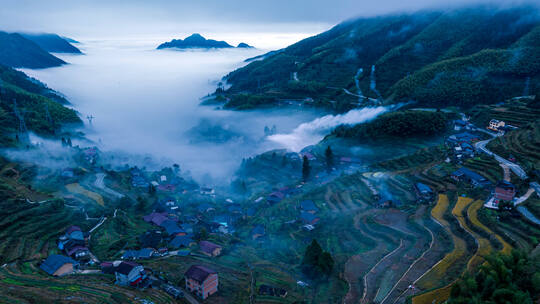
left=302, top=155, right=311, bottom=182
left=325, top=146, right=334, bottom=173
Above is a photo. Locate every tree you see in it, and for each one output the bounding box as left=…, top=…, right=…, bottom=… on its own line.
left=301, top=239, right=334, bottom=279
left=302, top=155, right=311, bottom=182
left=135, top=196, right=147, bottom=212
left=67, top=138, right=72, bottom=147
left=325, top=146, right=334, bottom=173
left=195, top=228, right=208, bottom=241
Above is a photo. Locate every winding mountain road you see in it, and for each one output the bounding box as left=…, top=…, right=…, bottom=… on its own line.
left=94, top=173, right=124, bottom=198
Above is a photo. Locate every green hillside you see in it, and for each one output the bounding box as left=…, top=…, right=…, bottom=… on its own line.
left=20, top=33, right=82, bottom=54
left=0, top=32, right=66, bottom=69
left=0, top=65, right=82, bottom=146
left=221, top=5, right=540, bottom=111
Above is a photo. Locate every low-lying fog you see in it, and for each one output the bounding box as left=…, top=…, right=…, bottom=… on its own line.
left=22, top=37, right=390, bottom=183
left=21, top=38, right=321, bottom=182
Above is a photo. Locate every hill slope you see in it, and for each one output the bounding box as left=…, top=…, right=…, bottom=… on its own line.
left=20, top=33, right=82, bottom=54
left=0, top=32, right=66, bottom=69
left=157, top=33, right=234, bottom=49
left=222, top=5, right=540, bottom=111
left=0, top=65, right=81, bottom=146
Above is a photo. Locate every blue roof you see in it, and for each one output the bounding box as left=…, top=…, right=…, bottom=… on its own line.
left=170, top=236, right=194, bottom=248
left=415, top=183, right=432, bottom=193
left=300, top=200, right=318, bottom=212
left=160, top=220, right=183, bottom=235
left=40, top=255, right=77, bottom=275
left=452, top=167, right=490, bottom=184
left=300, top=212, right=318, bottom=223
left=252, top=224, right=265, bottom=236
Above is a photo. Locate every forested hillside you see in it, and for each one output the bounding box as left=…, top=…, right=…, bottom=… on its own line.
left=222, top=5, right=540, bottom=111
left=0, top=65, right=81, bottom=146
left=0, top=32, right=66, bottom=68
left=21, top=33, right=82, bottom=54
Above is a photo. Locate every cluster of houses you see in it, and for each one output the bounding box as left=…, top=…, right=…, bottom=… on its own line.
left=39, top=225, right=95, bottom=277
left=446, top=131, right=479, bottom=162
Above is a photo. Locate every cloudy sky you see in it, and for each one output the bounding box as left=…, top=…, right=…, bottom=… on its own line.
left=0, top=0, right=534, bottom=41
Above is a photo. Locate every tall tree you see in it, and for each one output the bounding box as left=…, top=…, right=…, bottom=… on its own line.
left=301, top=239, right=334, bottom=279
left=302, top=155, right=311, bottom=182
left=325, top=146, right=334, bottom=173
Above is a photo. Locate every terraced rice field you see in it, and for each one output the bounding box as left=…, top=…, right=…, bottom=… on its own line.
left=451, top=198, right=492, bottom=270
left=65, top=183, right=105, bottom=206
left=415, top=195, right=468, bottom=290
left=468, top=200, right=512, bottom=254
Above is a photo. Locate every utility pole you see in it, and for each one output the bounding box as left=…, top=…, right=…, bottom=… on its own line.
left=86, top=115, right=95, bottom=125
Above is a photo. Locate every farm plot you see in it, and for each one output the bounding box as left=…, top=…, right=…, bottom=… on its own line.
left=65, top=183, right=105, bottom=206
left=468, top=200, right=512, bottom=254
left=415, top=195, right=469, bottom=290
left=451, top=197, right=492, bottom=270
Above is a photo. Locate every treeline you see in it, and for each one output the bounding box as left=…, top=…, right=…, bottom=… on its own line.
left=0, top=64, right=81, bottom=146
left=448, top=250, right=540, bottom=304
left=331, top=110, right=448, bottom=141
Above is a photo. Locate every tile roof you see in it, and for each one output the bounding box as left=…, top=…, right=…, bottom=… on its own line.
left=185, top=265, right=217, bottom=283
left=199, top=241, right=221, bottom=254
left=40, top=255, right=76, bottom=275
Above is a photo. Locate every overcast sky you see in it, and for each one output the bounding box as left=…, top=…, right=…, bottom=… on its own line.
left=0, top=0, right=535, bottom=40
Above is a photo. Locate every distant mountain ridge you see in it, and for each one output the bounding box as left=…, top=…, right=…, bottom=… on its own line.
left=0, top=31, right=66, bottom=69
left=222, top=5, right=540, bottom=111
left=20, top=33, right=82, bottom=54
left=157, top=33, right=252, bottom=49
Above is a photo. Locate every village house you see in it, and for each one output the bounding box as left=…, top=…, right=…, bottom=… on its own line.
left=451, top=167, right=492, bottom=188
left=494, top=181, right=517, bottom=202
left=40, top=255, right=78, bottom=276
left=453, top=119, right=468, bottom=131
left=300, top=211, right=320, bottom=225
left=185, top=265, right=218, bottom=300
left=200, top=187, right=215, bottom=195
left=414, top=182, right=434, bottom=202
left=170, top=235, right=195, bottom=249
left=199, top=241, right=222, bottom=257
left=121, top=248, right=156, bottom=260
left=251, top=224, right=266, bottom=240
left=300, top=200, right=319, bottom=214
left=58, top=226, right=90, bottom=261
left=488, top=119, right=505, bottom=132
left=131, top=168, right=149, bottom=188
left=143, top=212, right=169, bottom=226
left=114, top=261, right=147, bottom=287
left=267, top=191, right=285, bottom=204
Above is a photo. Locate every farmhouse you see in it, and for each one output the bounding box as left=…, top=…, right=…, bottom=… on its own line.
left=300, top=200, right=319, bottom=213
left=300, top=211, right=320, bottom=225
left=414, top=182, right=434, bottom=202
left=488, top=119, right=505, bottom=131
left=121, top=248, right=156, bottom=260
left=170, top=235, right=195, bottom=248
left=185, top=265, right=218, bottom=300
left=267, top=191, right=285, bottom=204
left=114, top=261, right=147, bottom=287
left=143, top=212, right=169, bottom=226
left=199, top=241, right=222, bottom=257
left=251, top=224, right=266, bottom=240
left=494, top=181, right=517, bottom=202
left=451, top=167, right=491, bottom=188
left=40, top=255, right=77, bottom=276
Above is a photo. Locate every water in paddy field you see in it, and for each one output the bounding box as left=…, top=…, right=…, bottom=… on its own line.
left=21, top=37, right=325, bottom=182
